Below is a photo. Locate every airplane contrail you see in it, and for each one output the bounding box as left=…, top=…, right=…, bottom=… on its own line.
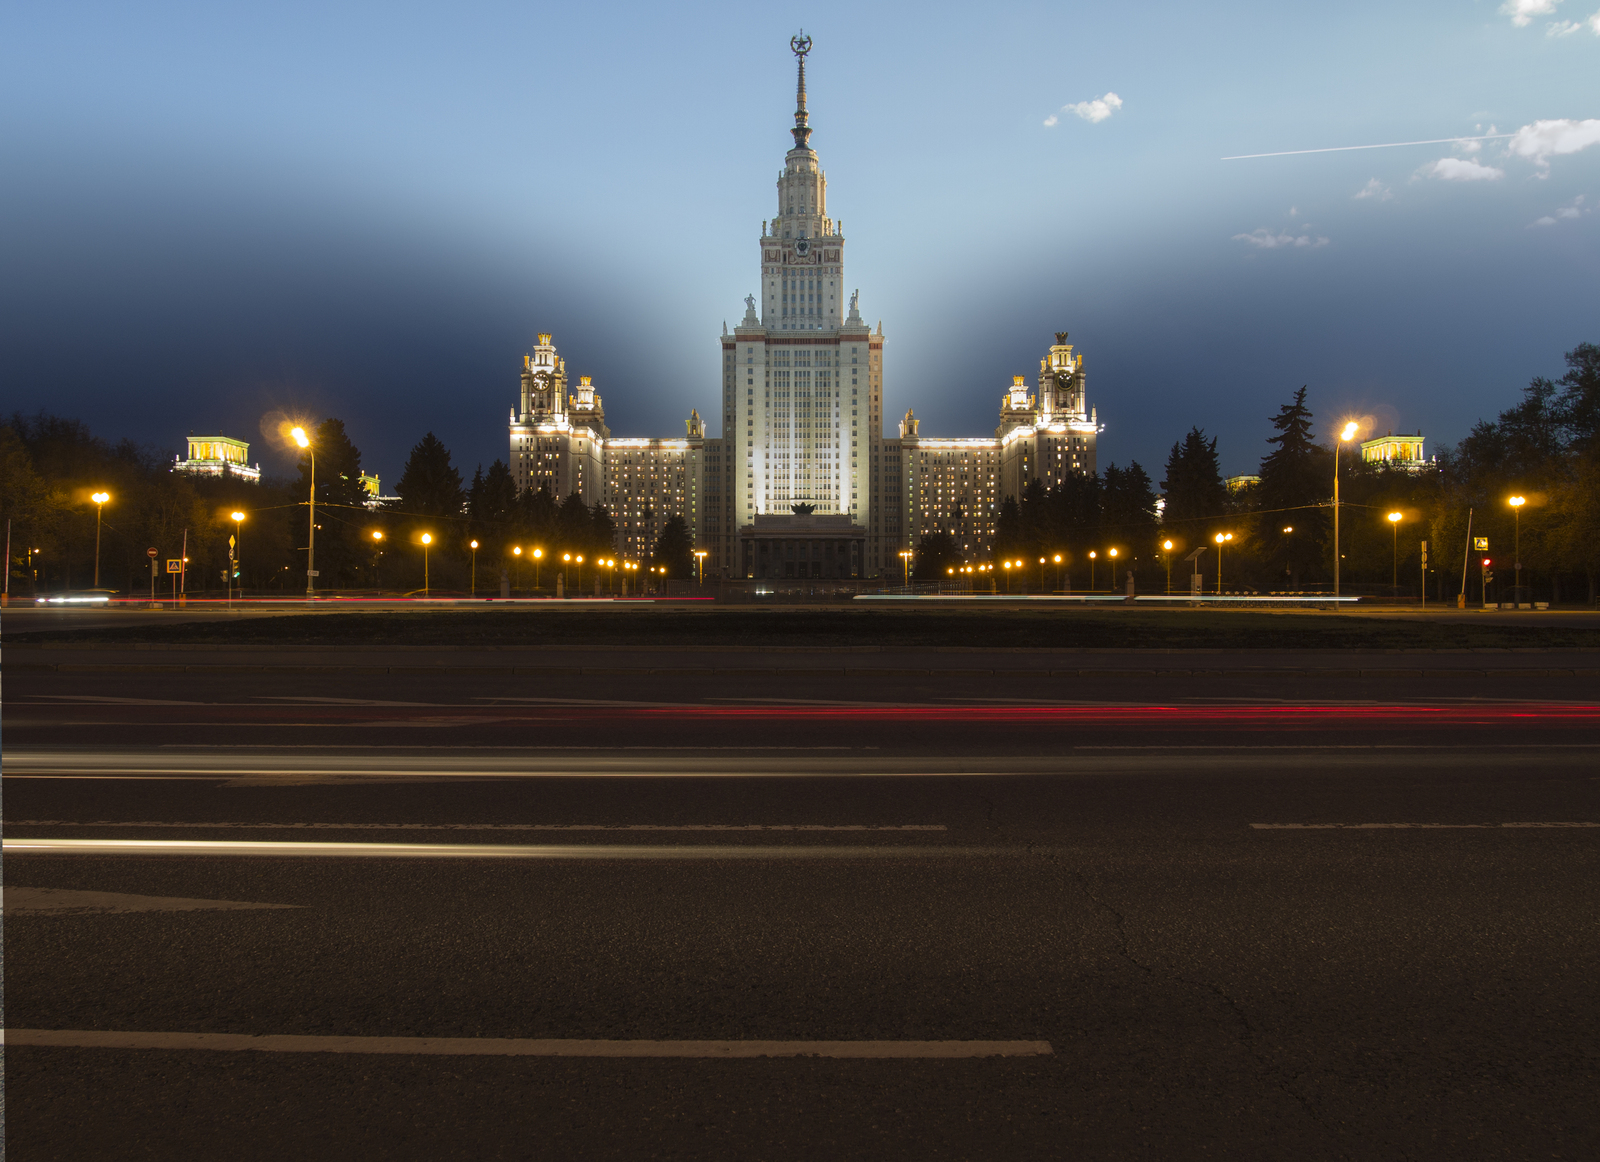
left=1222, top=133, right=1513, bottom=160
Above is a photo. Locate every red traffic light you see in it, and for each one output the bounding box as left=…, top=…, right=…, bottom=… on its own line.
left=1482, top=558, right=1492, bottom=566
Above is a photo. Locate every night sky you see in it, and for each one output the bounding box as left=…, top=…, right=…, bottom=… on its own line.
left=2, top=1, right=1596, bottom=486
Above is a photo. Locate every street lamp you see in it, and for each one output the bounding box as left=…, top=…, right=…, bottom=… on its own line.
left=1386, top=512, right=1402, bottom=594
left=1038, top=556, right=1046, bottom=591
left=469, top=540, right=479, bottom=598
left=291, top=426, right=316, bottom=598
left=420, top=532, right=433, bottom=597
left=532, top=547, right=543, bottom=591
left=899, top=549, right=912, bottom=585
left=1162, top=540, right=1174, bottom=594
left=1088, top=550, right=1097, bottom=590
left=230, top=511, right=245, bottom=603
left=1509, top=495, right=1526, bottom=605
left=694, top=550, right=707, bottom=584
left=91, top=491, right=111, bottom=588
left=1213, top=532, right=1234, bottom=594
left=575, top=554, right=584, bottom=592
left=371, top=530, right=384, bottom=589
left=1334, top=420, right=1359, bottom=597
left=1053, top=553, right=1063, bottom=593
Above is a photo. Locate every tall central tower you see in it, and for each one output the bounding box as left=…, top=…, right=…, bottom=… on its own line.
left=715, top=34, right=887, bottom=578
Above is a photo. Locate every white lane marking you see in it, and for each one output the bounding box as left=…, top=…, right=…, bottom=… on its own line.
left=10, top=821, right=946, bottom=832
left=258, top=697, right=437, bottom=706
left=1251, top=822, right=1599, bottom=829
left=2, top=1030, right=1052, bottom=1058
left=4, top=887, right=300, bottom=914
left=2, top=839, right=1005, bottom=859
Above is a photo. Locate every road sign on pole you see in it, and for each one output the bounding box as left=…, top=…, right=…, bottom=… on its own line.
left=166, top=559, right=182, bottom=573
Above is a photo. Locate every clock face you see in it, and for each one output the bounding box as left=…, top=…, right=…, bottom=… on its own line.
left=794, top=239, right=810, bottom=257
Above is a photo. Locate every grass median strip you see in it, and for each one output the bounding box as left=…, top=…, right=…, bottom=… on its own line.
left=1, top=1030, right=1053, bottom=1058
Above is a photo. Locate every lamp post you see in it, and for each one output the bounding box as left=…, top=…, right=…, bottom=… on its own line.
left=1089, top=550, right=1097, bottom=591
left=1038, top=556, right=1046, bottom=591
left=1509, top=495, right=1525, bottom=606
left=469, top=540, right=479, bottom=597
left=91, top=491, right=110, bottom=587
left=575, top=554, right=584, bottom=593
left=1053, top=553, right=1063, bottom=593
left=514, top=546, right=523, bottom=592
left=1334, top=420, right=1359, bottom=598
left=533, top=547, right=543, bottom=592
left=291, top=426, right=316, bottom=598
left=1386, top=512, right=1402, bottom=594
left=899, top=549, right=912, bottom=586
left=694, top=550, right=707, bottom=584
left=371, top=530, right=384, bottom=589
left=1213, top=532, right=1234, bottom=594
left=420, top=533, right=432, bottom=597
left=1162, top=540, right=1174, bottom=594
left=230, top=511, right=245, bottom=602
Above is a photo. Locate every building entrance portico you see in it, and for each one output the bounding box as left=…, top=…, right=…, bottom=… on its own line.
left=741, top=510, right=864, bottom=579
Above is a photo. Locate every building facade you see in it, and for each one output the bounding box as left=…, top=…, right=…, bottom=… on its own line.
left=173, top=433, right=261, bottom=483
left=503, top=38, right=1101, bottom=577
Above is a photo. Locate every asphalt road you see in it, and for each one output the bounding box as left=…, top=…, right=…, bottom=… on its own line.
left=6, top=645, right=1600, bottom=1158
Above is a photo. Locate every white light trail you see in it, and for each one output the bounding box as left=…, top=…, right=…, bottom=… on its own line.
left=1222, top=134, right=1514, bottom=161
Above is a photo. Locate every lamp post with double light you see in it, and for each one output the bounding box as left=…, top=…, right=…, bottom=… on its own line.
left=1334, top=421, right=1359, bottom=597
left=694, top=550, right=707, bottom=585
left=91, top=491, right=111, bottom=587
left=1509, top=495, right=1526, bottom=606
left=291, top=426, right=316, bottom=597
left=899, top=549, right=912, bottom=586
left=1213, top=532, right=1234, bottom=594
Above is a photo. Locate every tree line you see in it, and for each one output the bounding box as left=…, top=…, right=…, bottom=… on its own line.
left=0, top=418, right=695, bottom=596
left=914, top=341, right=1600, bottom=602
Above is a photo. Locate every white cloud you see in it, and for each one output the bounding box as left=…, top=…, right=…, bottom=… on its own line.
left=1507, top=118, right=1600, bottom=171
left=1425, top=157, right=1505, bottom=181
left=1547, top=18, right=1584, bottom=33
left=1042, top=113, right=1059, bottom=127
left=1355, top=178, right=1393, bottom=201
left=1056, top=92, right=1122, bottom=124
left=1502, top=0, right=1560, bottom=27
left=1232, top=227, right=1330, bottom=249
left=1530, top=194, right=1591, bottom=225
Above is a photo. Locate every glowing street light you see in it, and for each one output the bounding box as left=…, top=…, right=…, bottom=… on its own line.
left=469, top=539, right=479, bottom=598
left=229, top=510, right=246, bottom=603
left=89, top=490, right=112, bottom=587
left=1213, top=532, right=1234, bottom=594
left=1089, top=550, right=1098, bottom=591
left=1509, top=495, right=1526, bottom=605
left=1386, top=512, right=1403, bottom=593
left=1334, top=420, right=1359, bottom=598
left=420, top=533, right=433, bottom=597
left=532, top=547, right=543, bottom=591
left=899, top=549, right=912, bottom=586
left=291, top=426, right=317, bottom=598
left=1162, top=539, right=1174, bottom=594
left=694, top=549, right=708, bottom=584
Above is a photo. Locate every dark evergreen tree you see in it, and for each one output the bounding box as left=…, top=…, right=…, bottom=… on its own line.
left=589, top=503, right=617, bottom=558
left=1101, top=461, right=1159, bottom=548
left=394, top=432, right=464, bottom=519
left=994, top=496, right=1025, bottom=558
left=1160, top=427, right=1228, bottom=529
left=1257, top=388, right=1330, bottom=584
left=651, top=514, right=695, bottom=579
left=912, top=531, right=960, bottom=580
left=555, top=491, right=591, bottom=552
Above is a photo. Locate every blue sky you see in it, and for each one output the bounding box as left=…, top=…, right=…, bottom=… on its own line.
left=2, top=1, right=1596, bottom=484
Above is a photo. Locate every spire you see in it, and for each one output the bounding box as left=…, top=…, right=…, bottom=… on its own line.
left=790, top=33, right=813, bottom=150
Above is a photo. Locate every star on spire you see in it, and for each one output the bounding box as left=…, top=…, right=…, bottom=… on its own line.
left=790, top=32, right=813, bottom=150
